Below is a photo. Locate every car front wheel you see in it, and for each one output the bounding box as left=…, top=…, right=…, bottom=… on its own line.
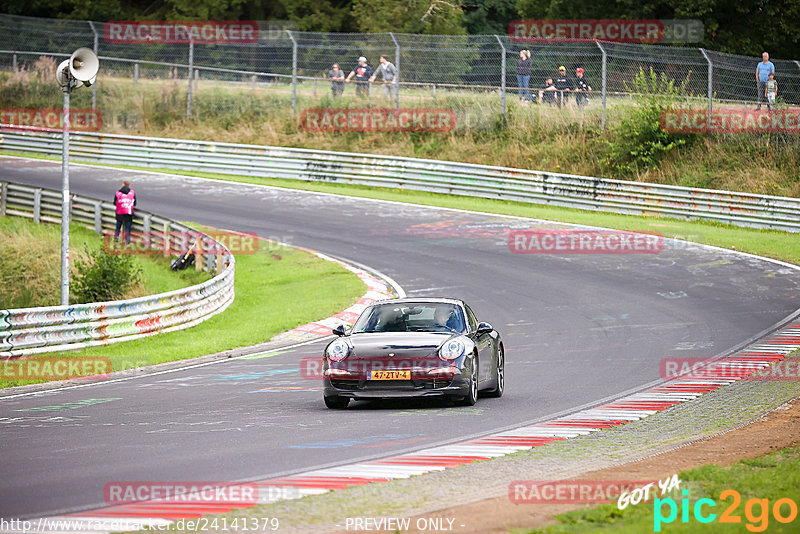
left=485, top=346, right=504, bottom=398
left=455, top=356, right=478, bottom=406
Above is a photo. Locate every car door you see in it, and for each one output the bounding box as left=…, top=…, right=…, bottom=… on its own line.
left=466, top=304, right=492, bottom=385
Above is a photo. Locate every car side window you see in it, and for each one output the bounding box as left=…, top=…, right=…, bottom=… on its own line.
left=464, top=305, right=478, bottom=332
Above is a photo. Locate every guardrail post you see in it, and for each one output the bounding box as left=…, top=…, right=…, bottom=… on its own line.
left=0, top=182, right=6, bottom=216
left=494, top=35, right=506, bottom=120
left=134, top=63, right=139, bottom=85
left=142, top=213, right=151, bottom=249
left=88, top=21, right=99, bottom=110
left=162, top=220, right=171, bottom=256
left=699, top=48, right=713, bottom=119
left=595, top=41, right=607, bottom=130
left=389, top=32, right=400, bottom=111
left=287, top=30, right=298, bottom=113
left=93, top=201, right=102, bottom=234
left=216, top=252, right=224, bottom=275
left=187, top=39, right=194, bottom=118
left=33, top=188, right=42, bottom=223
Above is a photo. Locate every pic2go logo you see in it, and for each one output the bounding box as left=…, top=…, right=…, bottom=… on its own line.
left=654, top=489, right=798, bottom=532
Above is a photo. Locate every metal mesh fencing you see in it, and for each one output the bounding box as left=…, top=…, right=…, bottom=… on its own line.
left=1, top=13, right=799, bottom=133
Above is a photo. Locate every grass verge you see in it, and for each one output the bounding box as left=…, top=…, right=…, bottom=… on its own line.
left=0, top=215, right=208, bottom=308
left=524, top=447, right=800, bottom=533
left=0, top=220, right=366, bottom=388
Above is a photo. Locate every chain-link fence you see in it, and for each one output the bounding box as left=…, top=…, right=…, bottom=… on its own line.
left=2, top=13, right=799, bottom=133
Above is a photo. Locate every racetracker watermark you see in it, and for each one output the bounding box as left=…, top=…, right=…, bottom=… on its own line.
left=1, top=108, right=103, bottom=132
left=104, top=482, right=261, bottom=505
left=104, top=21, right=258, bottom=44
left=102, top=230, right=259, bottom=255
left=302, top=356, right=455, bottom=379
left=509, top=19, right=703, bottom=44
left=1, top=357, right=111, bottom=380
left=661, top=109, right=800, bottom=134
left=661, top=357, right=800, bottom=381
left=508, top=229, right=663, bottom=254
left=300, top=108, right=456, bottom=133
left=510, top=480, right=652, bottom=504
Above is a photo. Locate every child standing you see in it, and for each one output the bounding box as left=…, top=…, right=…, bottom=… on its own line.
left=765, top=72, right=778, bottom=110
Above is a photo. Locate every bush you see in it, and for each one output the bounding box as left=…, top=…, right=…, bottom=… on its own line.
left=72, top=246, right=142, bottom=304
left=605, top=67, right=700, bottom=175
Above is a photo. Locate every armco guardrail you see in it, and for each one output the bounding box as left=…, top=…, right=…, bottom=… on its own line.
left=0, top=180, right=235, bottom=357
left=2, top=127, right=799, bottom=232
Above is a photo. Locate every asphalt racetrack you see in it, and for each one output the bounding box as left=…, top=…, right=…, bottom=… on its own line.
left=2, top=157, right=800, bottom=519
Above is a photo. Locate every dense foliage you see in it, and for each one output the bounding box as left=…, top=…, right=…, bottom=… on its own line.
left=2, top=0, right=797, bottom=58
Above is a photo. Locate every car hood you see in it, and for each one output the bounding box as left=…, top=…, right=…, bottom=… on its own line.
left=347, top=331, right=455, bottom=359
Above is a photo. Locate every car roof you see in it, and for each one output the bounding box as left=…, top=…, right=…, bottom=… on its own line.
left=370, top=297, right=465, bottom=306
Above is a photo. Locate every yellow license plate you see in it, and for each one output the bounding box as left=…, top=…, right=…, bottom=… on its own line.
left=368, top=370, right=411, bottom=380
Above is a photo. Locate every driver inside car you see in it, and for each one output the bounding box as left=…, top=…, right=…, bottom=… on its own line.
left=433, top=306, right=464, bottom=332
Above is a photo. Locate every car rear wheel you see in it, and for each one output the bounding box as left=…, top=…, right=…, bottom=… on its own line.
left=324, top=396, right=350, bottom=409
left=485, top=346, right=504, bottom=398
left=455, top=355, right=478, bottom=406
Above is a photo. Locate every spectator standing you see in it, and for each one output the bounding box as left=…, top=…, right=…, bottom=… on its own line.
left=755, top=52, right=775, bottom=110
left=516, top=50, right=532, bottom=102
left=346, top=56, right=373, bottom=98
left=538, top=77, right=557, bottom=105
left=328, top=63, right=345, bottom=96
left=369, top=55, right=398, bottom=99
left=554, top=66, right=573, bottom=108
left=574, top=67, right=592, bottom=108
left=113, top=180, right=136, bottom=244
left=766, top=72, right=778, bottom=110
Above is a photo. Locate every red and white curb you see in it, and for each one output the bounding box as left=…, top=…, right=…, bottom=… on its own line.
left=24, top=321, right=800, bottom=533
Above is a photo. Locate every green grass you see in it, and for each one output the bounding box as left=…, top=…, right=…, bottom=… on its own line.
left=523, top=447, right=800, bottom=533
left=0, top=215, right=208, bottom=309
left=0, top=218, right=366, bottom=388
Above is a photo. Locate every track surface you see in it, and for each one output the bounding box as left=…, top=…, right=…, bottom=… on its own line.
left=2, top=157, right=800, bottom=519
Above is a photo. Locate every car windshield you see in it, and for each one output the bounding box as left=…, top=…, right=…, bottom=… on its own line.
left=352, top=302, right=466, bottom=334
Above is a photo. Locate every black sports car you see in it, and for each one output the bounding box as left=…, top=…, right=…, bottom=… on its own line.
left=322, top=298, right=504, bottom=409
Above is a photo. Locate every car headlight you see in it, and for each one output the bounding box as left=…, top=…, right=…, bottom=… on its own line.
left=326, top=339, right=350, bottom=362
left=439, top=338, right=465, bottom=361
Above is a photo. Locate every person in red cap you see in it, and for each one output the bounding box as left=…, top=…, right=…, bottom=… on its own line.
left=574, top=67, right=592, bottom=108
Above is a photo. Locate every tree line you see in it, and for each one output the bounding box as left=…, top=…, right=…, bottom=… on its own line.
left=2, top=0, right=798, bottom=59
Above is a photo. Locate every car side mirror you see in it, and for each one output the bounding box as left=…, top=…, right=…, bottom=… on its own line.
left=332, top=325, right=347, bottom=337
left=476, top=322, right=493, bottom=335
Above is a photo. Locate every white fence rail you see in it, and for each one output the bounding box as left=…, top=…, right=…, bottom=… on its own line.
left=2, top=127, right=799, bottom=232
left=0, top=180, right=235, bottom=357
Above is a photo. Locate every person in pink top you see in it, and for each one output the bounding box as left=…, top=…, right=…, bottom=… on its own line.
left=113, top=180, right=136, bottom=244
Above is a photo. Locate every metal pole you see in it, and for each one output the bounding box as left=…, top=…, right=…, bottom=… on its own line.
left=134, top=63, right=139, bottom=85
left=389, top=32, right=400, bottom=111
left=699, top=48, right=713, bottom=123
left=494, top=35, right=506, bottom=119
left=187, top=40, right=194, bottom=118
left=12, top=53, right=17, bottom=72
left=287, top=30, right=297, bottom=113
left=88, top=21, right=99, bottom=110
left=596, top=41, right=607, bottom=130
left=60, top=86, right=71, bottom=305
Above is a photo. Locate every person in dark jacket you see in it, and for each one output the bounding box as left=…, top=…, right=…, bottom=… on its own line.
left=516, top=50, right=532, bottom=102
left=554, top=66, right=573, bottom=108
left=574, top=67, right=592, bottom=107
left=113, top=180, right=136, bottom=244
